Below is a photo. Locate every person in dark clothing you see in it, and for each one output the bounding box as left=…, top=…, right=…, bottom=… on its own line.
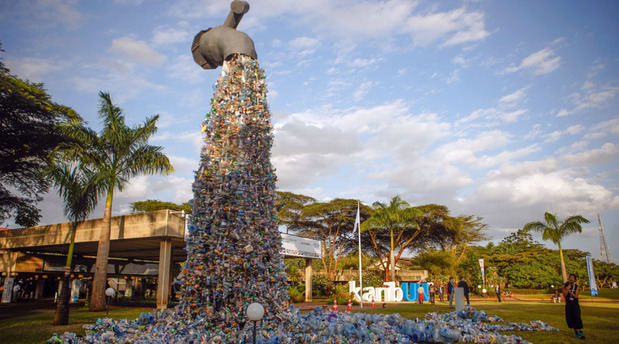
left=563, top=273, right=585, bottom=339
left=495, top=284, right=501, bottom=302
left=447, top=277, right=455, bottom=308
left=458, top=277, right=470, bottom=305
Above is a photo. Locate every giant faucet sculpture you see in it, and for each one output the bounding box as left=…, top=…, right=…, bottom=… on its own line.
left=176, top=0, right=290, bottom=337
left=191, top=0, right=257, bottom=69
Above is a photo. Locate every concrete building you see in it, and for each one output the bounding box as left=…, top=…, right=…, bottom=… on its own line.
left=1, top=210, right=318, bottom=308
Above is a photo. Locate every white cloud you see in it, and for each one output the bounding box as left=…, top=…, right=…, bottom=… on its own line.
left=457, top=158, right=619, bottom=230
left=543, top=124, right=585, bottom=144
left=271, top=100, right=452, bottom=191
left=458, top=107, right=527, bottom=126
left=167, top=54, right=205, bottom=83
left=557, top=109, right=570, bottom=117
left=153, top=130, right=203, bottom=154
left=4, top=57, right=62, bottom=82
left=499, top=86, right=529, bottom=104
left=557, top=63, right=618, bottom=117
left=349, top=58, right=382, bottom=68
left=565, top=125, right=584, bottom=135
left=589, top=118, right=619, bottom=138
left=353, top=81, right=374, bottom=100
left=114, top=0, right=144, bottom=5
left=109, top=36, right=167, bottom=66
left=504, top=47, right=561, bottom=75
left=288, top=36, right=321, bottom=58
left=16, top=0, right=83, bottom=30
left=432, top=131, right=538, bottom=169
left=153, top=27, right=189, bottom=45
left=446, top=69, right=460, bottom=84
left=452, top=56, right=467, bottom=66
left=169, top=1, right=488, bottom=48
left=70, top=71, right=165, bottom=104
left=406, top=7, right=489, bottom=46
left=289, top=36, right=320, bottom=49
left=569, top=84, right=618, bottom=113
left=544, top=130, right=562, bottom=143
left=562, top=143, right=619, bottom=165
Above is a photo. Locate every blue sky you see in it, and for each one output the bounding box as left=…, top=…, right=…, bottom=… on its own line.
left=1, top=0, right=617, bottom=261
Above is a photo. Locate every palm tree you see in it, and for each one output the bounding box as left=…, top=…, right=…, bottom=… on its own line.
left=522, top=212, right=589, bottom=282
left=361, top=196, right=411, bottom=282
left=47, top=163, right=104, bottom=324
left=60, top=92, right=174, bottom=311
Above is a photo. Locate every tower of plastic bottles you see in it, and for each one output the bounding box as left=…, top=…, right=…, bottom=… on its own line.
left=175, top=54, right=289, bottom=334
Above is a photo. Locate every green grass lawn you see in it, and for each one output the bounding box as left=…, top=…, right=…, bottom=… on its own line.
left=364, top=301, right=619, bottom=344
left=1, top=301, right=617, bottom=343
left=0, top=305, right=149, bottom=344
left=509, top=288, right=619, bottom=302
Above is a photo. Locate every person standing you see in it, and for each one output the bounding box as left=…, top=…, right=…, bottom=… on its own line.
left=458, top=277, right=470, bottom=305
left=417, top=283, right=425, bottom=304
left=429, top=283, right=436, bottom=304
left=563, top=273, right=585, bottom=339
left=447, top=277, right=455, bottom=308
left=438, top=284, right=444, bottom=302
left=495, top=284, right=501, bottom=303
left=553, top=288, right=561, bottom=303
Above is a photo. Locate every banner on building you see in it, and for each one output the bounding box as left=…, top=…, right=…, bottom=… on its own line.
left=280, top=233, right=322, bottom=259
left=1, top=277, right=14, bottom=303
left=586, top=255, right=598, bottom=296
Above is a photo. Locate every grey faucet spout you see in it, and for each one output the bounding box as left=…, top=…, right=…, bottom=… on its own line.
left=223, top=0, right=250, bottom=29
left=192, top=1, right=257, bottom=70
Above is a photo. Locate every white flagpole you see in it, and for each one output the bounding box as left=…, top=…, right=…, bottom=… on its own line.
left=355, top=200, right=363, bottom=308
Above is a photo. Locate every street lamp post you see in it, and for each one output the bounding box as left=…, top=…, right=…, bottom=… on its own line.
left=246, top=302, right=264, bottom=344
left=105, top=287, right=115, bottom=317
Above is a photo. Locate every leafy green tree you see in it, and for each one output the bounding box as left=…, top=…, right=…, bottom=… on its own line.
left=494, top=229, right=544, bottom=254
left=593, top=260, right=619, bottom=288
left=130, top=199, right=190, bottom=213
left=443, top=215, right=487, bottom=260
left=47, top=162, right=104, bottom=324
left=414, top=248, right=453, bottom=277
left=421, top=213, right=487, bottom=276
left=0, top=49, right=81, bottom=226
left=275, top=191, right=315, bottom=233
left=59, top=92, right=174, bottom=311
left=297, top=198, right=371, bottom=292
left=523, top=212, right=590, bottom=282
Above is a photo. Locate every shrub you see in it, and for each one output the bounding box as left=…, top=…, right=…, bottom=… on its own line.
left=287, top=285, right=304, bottom=303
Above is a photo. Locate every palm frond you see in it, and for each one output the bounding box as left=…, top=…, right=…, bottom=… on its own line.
left=522, top=221, right=546, bottom=233
left=544, top=212, right=558, bottom=229
left=132, top=115, right=160, bottom=144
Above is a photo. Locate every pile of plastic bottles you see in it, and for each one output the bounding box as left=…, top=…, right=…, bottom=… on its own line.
left=48, top=305, right=557, bottom=344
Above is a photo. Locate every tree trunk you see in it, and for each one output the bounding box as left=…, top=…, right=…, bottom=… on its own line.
left=54, top=273, right=71, bottom=325
left=90, top=188, right=114, bottom=311
left=390, top=229, right=395, bottom=282
left=54, top=223, right=78, bottom=324
left=558, top=242, right=567, bottom=283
